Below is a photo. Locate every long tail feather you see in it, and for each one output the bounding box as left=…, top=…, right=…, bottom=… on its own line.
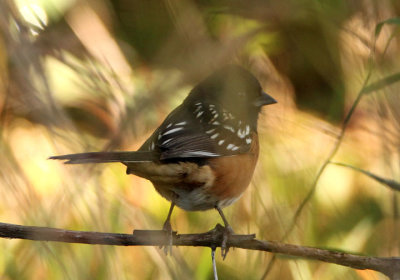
left=49, top=151, right=157, bottom=164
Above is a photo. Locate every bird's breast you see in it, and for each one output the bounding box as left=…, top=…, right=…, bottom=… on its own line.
left=208, top=132, right=259, bottom=208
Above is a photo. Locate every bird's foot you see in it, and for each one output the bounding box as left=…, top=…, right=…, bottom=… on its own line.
left=161, top=219, right=173, bottom=255
left=211, top=223, right=255, bottom=259
left=221, top=224, right=234, bottom=259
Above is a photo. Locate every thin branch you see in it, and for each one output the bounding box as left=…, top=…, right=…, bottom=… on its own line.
left=0, top=222, right=400, bottom=279
left=331, top=162, right=400, bottom=191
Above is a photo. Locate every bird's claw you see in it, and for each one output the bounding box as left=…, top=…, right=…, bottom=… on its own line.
left=221, top=225, right=234, bottom=259
left=161, top=220, right=173, bottom=255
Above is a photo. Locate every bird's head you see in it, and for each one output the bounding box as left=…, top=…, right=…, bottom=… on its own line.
left=188, top=65, right=277, bottom=124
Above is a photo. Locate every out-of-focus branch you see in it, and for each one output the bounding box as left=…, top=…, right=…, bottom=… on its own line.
left=0, top=222, right=399, bottom=279
left=331, top=162, right=400, bottom=192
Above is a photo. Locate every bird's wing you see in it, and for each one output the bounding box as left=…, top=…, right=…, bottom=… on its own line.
left=140, top=102, right=254, bottom=161
left=51, top=102, right=255, bottom=164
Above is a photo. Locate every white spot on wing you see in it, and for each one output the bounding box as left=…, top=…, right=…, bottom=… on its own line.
left=188, top=151, right=219, bottom=157
left=175, top=121, right=187, bottom=126
left=237, top=129, right=246, bottom=138
left=166, top=123, right=173, bottom=128
left=210, top=113, right=219, bottom=122
left=163, top=127, right=184, bottom=135
left=206, top=128, right=215, bottom=134
left=210, top=133, right=219, bottom=139
left=196, top=111, right=204, bottom=118
left=223, top=125, right=235, bottom=133
left=226, top=144, right=239, bottom=151
left=162, top=138, right=173, bottom=145
left=218, top=140, right=225, bottom=145
left=246, top=138, right=252, bottom=144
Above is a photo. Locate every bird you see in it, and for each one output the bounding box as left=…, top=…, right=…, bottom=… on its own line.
left=50, top=65, right=277, bottom=256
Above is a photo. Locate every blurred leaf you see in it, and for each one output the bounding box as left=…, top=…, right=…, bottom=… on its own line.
left=331, top=162, right=400, bottom=192
left=361, top=72, right=400, bottom=94
left=375, top=17, right=400, bottom=37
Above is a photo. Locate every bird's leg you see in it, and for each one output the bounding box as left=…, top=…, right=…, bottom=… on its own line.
left=215, top=205, right=234, bottom=259
left=161, top=202, right=175, bottom=255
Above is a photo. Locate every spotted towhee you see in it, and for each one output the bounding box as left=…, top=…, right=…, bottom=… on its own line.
left=50, top=65, right=276, bottom=255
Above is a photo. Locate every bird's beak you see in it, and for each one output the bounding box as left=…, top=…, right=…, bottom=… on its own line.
left=254, top=92, right=277, bottom=107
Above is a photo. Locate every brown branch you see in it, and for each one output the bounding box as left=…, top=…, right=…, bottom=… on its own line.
left=1, top=222, right=400, bottom=279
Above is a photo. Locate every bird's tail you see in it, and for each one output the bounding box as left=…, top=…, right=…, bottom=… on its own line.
left=49, top=151, right=157, bottom=164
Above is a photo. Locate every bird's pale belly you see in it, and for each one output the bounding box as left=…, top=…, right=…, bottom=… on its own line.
left=126, top=161, right=219, bottom=210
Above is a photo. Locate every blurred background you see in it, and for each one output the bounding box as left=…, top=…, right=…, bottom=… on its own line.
left=0, top=0, right=400, bottom=279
